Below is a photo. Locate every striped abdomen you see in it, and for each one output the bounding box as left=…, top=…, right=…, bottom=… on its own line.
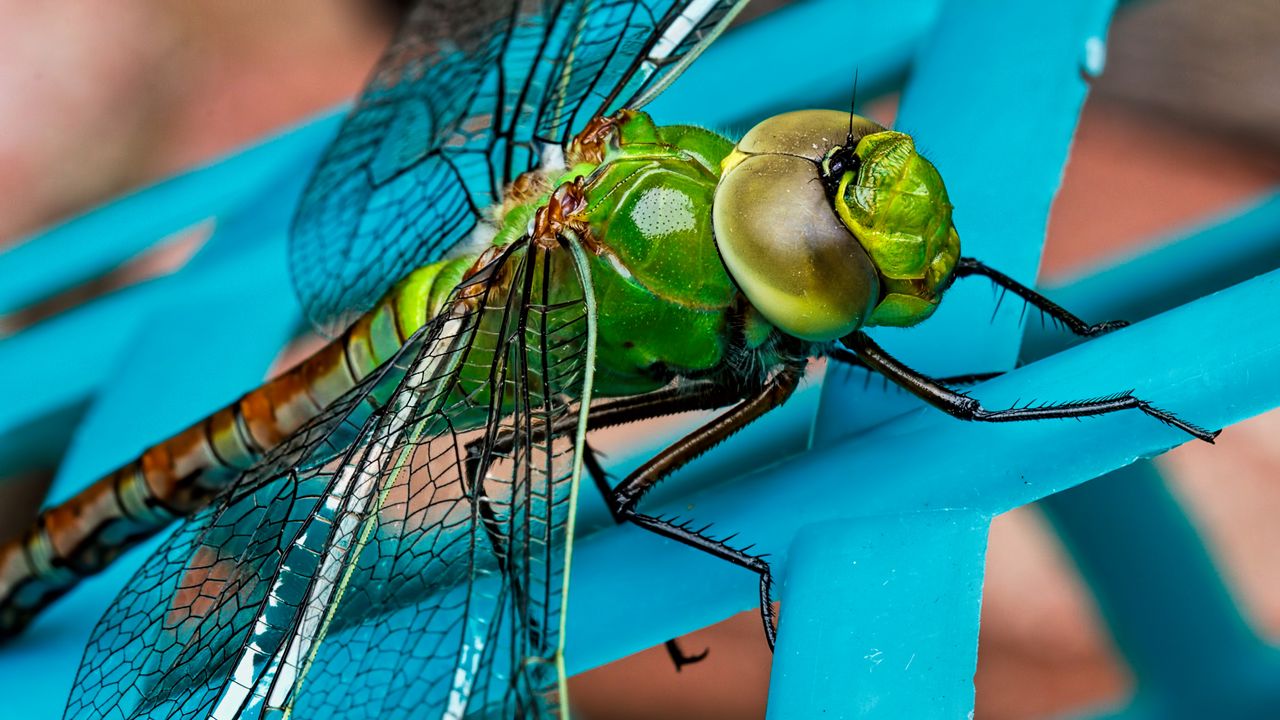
left=0, top=258, right=469, bottom=636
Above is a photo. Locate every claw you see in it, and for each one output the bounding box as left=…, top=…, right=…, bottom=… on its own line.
left=1085, top=319, right=1130, bottom=336
left=664, top=638, right=710, bottom=672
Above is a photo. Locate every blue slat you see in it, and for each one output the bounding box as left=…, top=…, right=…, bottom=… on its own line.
left=1045, top=463, right=1280, bottom=720
left=781, top=1, right=1118, bottom=713
left=647, top=0, right=940, bottom=132
left=0, top=174, right=311, bottom=718
left=1024, top=189, right=1280, bottom=360
left=0, top=239, right=290, bottom=484
left=1029, top=187, right=1280, bottom=720
left=768, top=512, right=990, bottom=719
left=42, top=139, right=320, bottom=501
left=0, top=111, right=342, bottom=316
left=0, top=116, right=340, bottom=481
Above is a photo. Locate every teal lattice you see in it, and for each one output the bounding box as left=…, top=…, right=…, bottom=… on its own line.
left=2, top=1, right=1279, bottom=717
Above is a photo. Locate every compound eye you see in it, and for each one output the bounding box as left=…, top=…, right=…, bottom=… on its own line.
left=713, top=153, right=880, bottom=341
left=734, top=109, right=887, bottom=161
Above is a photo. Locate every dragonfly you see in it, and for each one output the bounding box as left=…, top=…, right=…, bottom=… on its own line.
left=0, top=1, right=1220, bottom=718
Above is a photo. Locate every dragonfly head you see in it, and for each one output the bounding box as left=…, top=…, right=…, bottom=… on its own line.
left=822, top=129, right=959, bottom=328
left=713, top=110, right=960, bottom=342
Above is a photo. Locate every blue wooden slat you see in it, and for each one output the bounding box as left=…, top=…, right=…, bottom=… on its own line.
left=44, top=175, right=309, bottom=502
left=1045, top=463, right=1280, bottom=720
left=0, top=240, right=287, bottom=483
left=647, top=0, right=940, bottom=132
left=866, top=0, right=1117, bottom=372
left=768, top=512, right=990, bottom=719
left=779, top=1, right=1118, bottom=713
left=1024, top=188, right=1280, bottom=360
left=0, top=188, right=309, bottom=720
left=0, top=118, right=337, bottom=481
left=0, top=111, right=342, bottom=316
left=0, top=112, right=318, bottom=720
left=1028, top=187, right=1280, bottom=720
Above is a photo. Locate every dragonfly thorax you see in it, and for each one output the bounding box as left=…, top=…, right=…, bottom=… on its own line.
left=484, top=111, right=760, bottom=397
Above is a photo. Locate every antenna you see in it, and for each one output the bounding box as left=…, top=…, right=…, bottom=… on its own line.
left=847, top=69, right=859, bottom=145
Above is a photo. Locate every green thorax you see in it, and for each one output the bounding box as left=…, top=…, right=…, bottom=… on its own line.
left=392, top=111, right=748, bottom=397
left=492, top=111, right=747, bottom=395
left=566, top=112, right=742, bottom=395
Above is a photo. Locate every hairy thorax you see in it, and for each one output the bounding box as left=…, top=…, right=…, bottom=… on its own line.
left=488, top=111, right=780, bottom=397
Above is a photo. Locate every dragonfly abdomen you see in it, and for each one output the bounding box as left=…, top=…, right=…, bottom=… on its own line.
left=0, top=257, right=468, bottom=637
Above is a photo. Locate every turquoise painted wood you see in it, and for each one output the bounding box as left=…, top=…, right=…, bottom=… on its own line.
left=1029, top=191, right=1280, bottom=720
left=768, top=512, right=990, bottom=718
left=44, top=168, right=310, bottom=503
left=777, top=1, right=1118, bottom=715
left=1046, top=464, right=1280, bottom=720
left=0, top=111, right=343, bottom=317
left=3, top=0, right=1280, bottom=718
left=0, top=112, right=343, bottom=484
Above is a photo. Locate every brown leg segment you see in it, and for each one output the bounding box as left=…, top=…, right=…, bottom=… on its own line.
left=827, top=346, right=1004, bottom=387
left=595, top=366, right=804, bottom=649
left=462, top=379, right=747, bottom=668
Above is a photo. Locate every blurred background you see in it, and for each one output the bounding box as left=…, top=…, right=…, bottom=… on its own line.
left=0, top=0, right=1277, bottom=718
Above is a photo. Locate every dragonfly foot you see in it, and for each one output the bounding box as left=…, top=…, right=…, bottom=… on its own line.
left=663, top=638, right=709, bottom=672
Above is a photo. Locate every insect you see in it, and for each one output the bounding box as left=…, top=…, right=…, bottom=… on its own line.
left=0, top=1, right=1219, bottom=717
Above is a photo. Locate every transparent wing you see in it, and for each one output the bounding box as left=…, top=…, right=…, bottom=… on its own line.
left=289, top=0, right=748, bottom=334
left=534, top=0, right=749, bottom=141
left=66, top=241, right=596, bottom=720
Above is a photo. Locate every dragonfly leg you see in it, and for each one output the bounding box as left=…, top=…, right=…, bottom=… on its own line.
left=586, top=382, right=744, bottom=432
left=464, top=380, right=739, bottom=528
left=581, top=441, right=713, bottom=670
left=955, top=256, right=1128, bottom=337
left=581, top=440, right=617, bottom=520
left=608, top=368, right=801, bottom=514
left=828, top=346, right=1003, bottom=387
left=664, top=639, right=710, bottom=672
left=582, top=381, right=745, bottom=523
left=842, top=331, right=1220, bottom=443
left=625, top=510, right=780, bottom=649
left=457, top=381, right=743, bottom=663
left=463, top=443, right=517, bottom=575
left=594, top=366, right=803, bottom=650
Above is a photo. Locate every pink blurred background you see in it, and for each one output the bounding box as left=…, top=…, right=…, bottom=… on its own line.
left=1, top=1, right=1277, bottom=718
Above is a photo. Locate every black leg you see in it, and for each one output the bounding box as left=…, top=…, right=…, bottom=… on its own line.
left=580, top=441, right=711, bottom=670
left=664, top=639, right=710, bottom=672
left=462, top=381, right=765, bottom=663
left=955, top=256, right=1128, bottom=338
left=586, top=381, right=743, bottom=431
left=843, top=332, right=1219, bottom=443
left=581, top=440, right=617, bottom=520
left=586, top=367, right=802, bottom=650
left=626, top=510, right=780, bottom=649
left=608, top=369, right=801, bottom=513
left=828, top=346, right=1003, bottom=387
left=495, top=370, right=798, bottom=653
